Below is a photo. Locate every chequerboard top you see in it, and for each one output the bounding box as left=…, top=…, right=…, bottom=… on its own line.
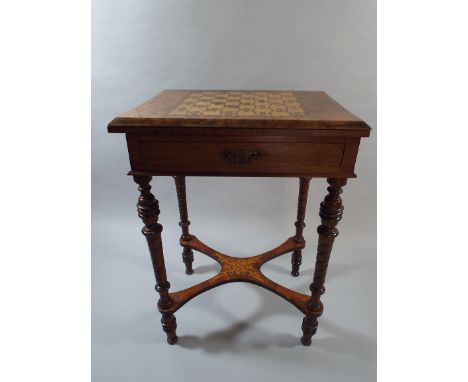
left=169, top=91, right=306, bottom=118
left=108, top=90, right=370, bottom=134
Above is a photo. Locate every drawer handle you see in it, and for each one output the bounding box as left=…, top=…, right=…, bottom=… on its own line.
left=222, top=149, right=262, bottom=166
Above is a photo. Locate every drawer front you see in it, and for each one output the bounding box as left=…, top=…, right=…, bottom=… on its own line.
left=127, top=135, right=359, bottom=177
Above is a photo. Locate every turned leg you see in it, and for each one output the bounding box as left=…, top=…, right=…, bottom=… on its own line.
left=291, top=177, right=311, bottom=276
left=173, top=176, right=194, bottom=274
left=301, top=177, right=347, bottom=346
left=133, top=175, right=178, bottom=344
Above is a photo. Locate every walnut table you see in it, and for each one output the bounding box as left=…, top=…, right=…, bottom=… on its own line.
left=108, top=90, right=370, bottom=346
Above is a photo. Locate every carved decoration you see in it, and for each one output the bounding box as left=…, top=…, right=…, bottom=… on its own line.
left=222, top=149, right=262, bottom=166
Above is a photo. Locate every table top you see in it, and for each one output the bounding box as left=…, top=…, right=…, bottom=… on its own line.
left=108, top=90, right=370, bottom=135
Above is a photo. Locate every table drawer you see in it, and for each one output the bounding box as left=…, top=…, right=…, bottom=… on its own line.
left=126, top=135, right=359, bottom=177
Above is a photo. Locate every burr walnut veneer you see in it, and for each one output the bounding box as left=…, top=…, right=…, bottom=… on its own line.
left=108, top=90, right=370, bottom=346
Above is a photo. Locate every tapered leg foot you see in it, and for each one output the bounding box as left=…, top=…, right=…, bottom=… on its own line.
left=291, top=249, right=302, bottom=277
left=161, top=312, right=178, bottom=344
left=173, top=176, right=195, bottom=275
left=291, top=177, right=311, bottom=277
left=182, top=247, right=194, bottom=275
left=300, top=316, right=318, bottom=346
left=134, top=176, right=178, bottom=346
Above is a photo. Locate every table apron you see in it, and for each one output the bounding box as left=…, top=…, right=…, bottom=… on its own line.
left=126, top=134, right=361, bottom=177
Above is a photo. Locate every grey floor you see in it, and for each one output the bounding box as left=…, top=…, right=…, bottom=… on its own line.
left=92, top=176, right=376, bottom=381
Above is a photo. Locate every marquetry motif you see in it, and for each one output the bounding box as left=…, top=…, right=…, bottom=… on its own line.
left=168, top=91, right=306, bottom=117
left=218, top=255, right=260, bottom=279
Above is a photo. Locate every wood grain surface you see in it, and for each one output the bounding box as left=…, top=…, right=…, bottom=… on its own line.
left=108, top=90, right=371, bottom=346
left=108, top=90, right=371, bottom=133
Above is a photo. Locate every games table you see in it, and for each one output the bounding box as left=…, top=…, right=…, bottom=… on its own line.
left=108, top=90, right=370, bottom=345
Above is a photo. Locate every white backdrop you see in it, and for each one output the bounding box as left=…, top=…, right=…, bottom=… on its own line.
left=92, top=1, right=376, bottom=381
